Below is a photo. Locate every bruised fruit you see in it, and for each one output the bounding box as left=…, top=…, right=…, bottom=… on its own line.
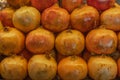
left=0, top=27, right=25, bottom=56
left=42, top=4, right=70, bottom=33
left=58, top=56, right=88, bottom=80
left=100, top=7, right=120, bottom=31
left=86, top=28, right=117, bottom=54
left=71, top=6, right=99, bottom=33
left=0, top=7, right=15, bottom=27
left=31, top=0, right=58, bottom=12
left=61, top=0, right=83, bottom=13
left=88, top=56, right=117, bottom=80
left=26, top=27, right=55, bottom=54
left=0, top=56, right=27, bottom=80
left=13, top=6, right=40, bottom=33
left=28, top=54, right=57, bottom=80
left=55, top=29, right=85, bottom=56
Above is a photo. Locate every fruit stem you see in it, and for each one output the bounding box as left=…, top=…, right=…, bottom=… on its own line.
left=66, top=29, right=72, bottom=33
left=45, top=51, right=51, bottom=60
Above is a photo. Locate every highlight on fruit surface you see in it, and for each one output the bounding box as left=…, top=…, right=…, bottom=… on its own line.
left=12, top=6, right=40, bottom=33
left=0, top=27, right=25, bottom=56
left=61, top=0, right=83, bottom=13
left=55, top=29, right=85, bottom=56
left=88, top=56, right=117, bottom=80
left=28, top=54, right=57, bottom=80
left=71, top=5, right=99, bottom=33
left=0, top=56, right=27, bottom=80
left=86, top=28, right=117, bottom=54
left=100, top=7, right=120, bottom=31
left=26, top=27, right=55, bottom=54
left=41, top=4, right=70, bottom=33
left=58, top=56, right=88, bottom=80
left=87, top=0, right=115, bottom=11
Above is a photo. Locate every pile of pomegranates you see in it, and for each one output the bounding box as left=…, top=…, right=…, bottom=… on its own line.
left=0, top=0, right=120, bottom=80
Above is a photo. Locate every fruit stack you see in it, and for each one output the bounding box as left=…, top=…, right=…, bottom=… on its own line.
left=0, top=0, right=120, bottom=80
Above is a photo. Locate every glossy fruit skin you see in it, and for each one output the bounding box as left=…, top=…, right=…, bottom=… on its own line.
left=71, top=6, right=99, bottom=33
left=42, top=5, right=70, bottom=33
left=31, top=0, right=58, bottom=12
left=86, top=28, right=117, bottom=54
left=88, top=56, right=117, bottom=80
left=100, top=7, right=120, bottom=31
left=13, top=6, right=40, bottom=33
left=61, top=0, right=83, bottom=13
left=58, top=56, right=88, bottom=80
left=87, top=0, right=115, bottom=11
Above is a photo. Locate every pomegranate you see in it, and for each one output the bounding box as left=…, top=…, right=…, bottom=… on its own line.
left=12, top=6, right=40, bottom=33
left=0, top=27, right=25, bottom=56
left=86, top=28, right=117, bottom=54
left=87, top=0, right=115, bottom=11
left=26, top=27, right=55, bottom=54
left=0, top=7, right=15, bottom=27
left=100, top=7, right=120, bottom=31
left=71, top=6, right=99, bottom=33
left=88, top=56, right=117, bottom=80
left=7, top=0, right=30, bottom=8
left=55, top=29, right=85, bottom=56
left=0, top=56, right=27, bottom=80
left=28, top=54, right=57, bottom=80
left=31, top=0, right=58, bottom=12
left=61, top=0, right=83, bottom=13
left=41, top=4, right=70, bottom=33
left=58, top=56, right=87, bottom=80
left=118, top=32, right=120, bottom=51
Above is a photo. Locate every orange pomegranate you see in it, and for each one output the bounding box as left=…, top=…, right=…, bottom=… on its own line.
left=71, top=5, right=99, bottom=33
left=12, top=6, right=40, bottom=33
left=86, top=28, right=117, bottom=54
left=58, top=56, right=88, bottom=80
left=41, top=4, right=70, bottom=33
left=55, top=29, right=85, bottom=56
left=88, top=56, right=117, bottom=80
left=0, top=56, right=27, bottom=80
left=26, top=27, right=55, bottom=54
left=0, top=27, right=25, bottom=56
left=28, top=54, right=57, bottom=80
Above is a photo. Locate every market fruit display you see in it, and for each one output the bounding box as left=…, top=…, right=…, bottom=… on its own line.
left=0, top=0, right=120, bottom=80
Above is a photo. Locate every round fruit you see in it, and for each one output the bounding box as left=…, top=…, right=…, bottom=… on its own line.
left=117, top=58, right=120, bottom=77
left=28, top=54, right=57, bottom=80
left=42, top=4, right=70, bottom=33
left=88, top=56, right=117, bottom=80
left=118, top=32, right=120, bottom=51
left=0, top=56, right=27, bottom=80
left=71, top=6, right=99, bottom=33
left=87, top=0, right=115, bottom=11
left=13, top=6, right=40, bottom=33
left=0, top=27, right=25, bottom=56
left=100, top=7, right=120, bottom=31
left=61, top=0, right=83, bottom=13
left=58, top=56, right=87, bottom=80
left=55, top=29, right=85, bottom=56
left=26, top=27, right=55, bottom=54
left=86, top=28, right=117, bottom=54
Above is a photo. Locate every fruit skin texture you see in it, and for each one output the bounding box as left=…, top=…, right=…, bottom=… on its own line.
left=31, top=0, right=58, bottom=12
left=88, top=56, right=117, bottom=80
left=28, top=54, right=57, bottom=80
left=71, top=6, right=99, bottom=33
left=0, top=56, right=27, bottom=80
left=42, top=4, right=70, bottom=33
left=26, top=27, right=55, bottom=54
left=58, top=56, right=88, bottom=80
left=0, top=7, right=15, bottom=27
left=87, top=0, right=115, bottom=11
left=55, top=29, right=85, bottom=56
left=0, top=27, right=25, bottom=56
left=13, top=6, right=40, bottom=33
left=86, top=28, right=117, bottom=54
left=100, top=7, right=120, bottom=31
left=61, top=0, right=83, bottom=13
